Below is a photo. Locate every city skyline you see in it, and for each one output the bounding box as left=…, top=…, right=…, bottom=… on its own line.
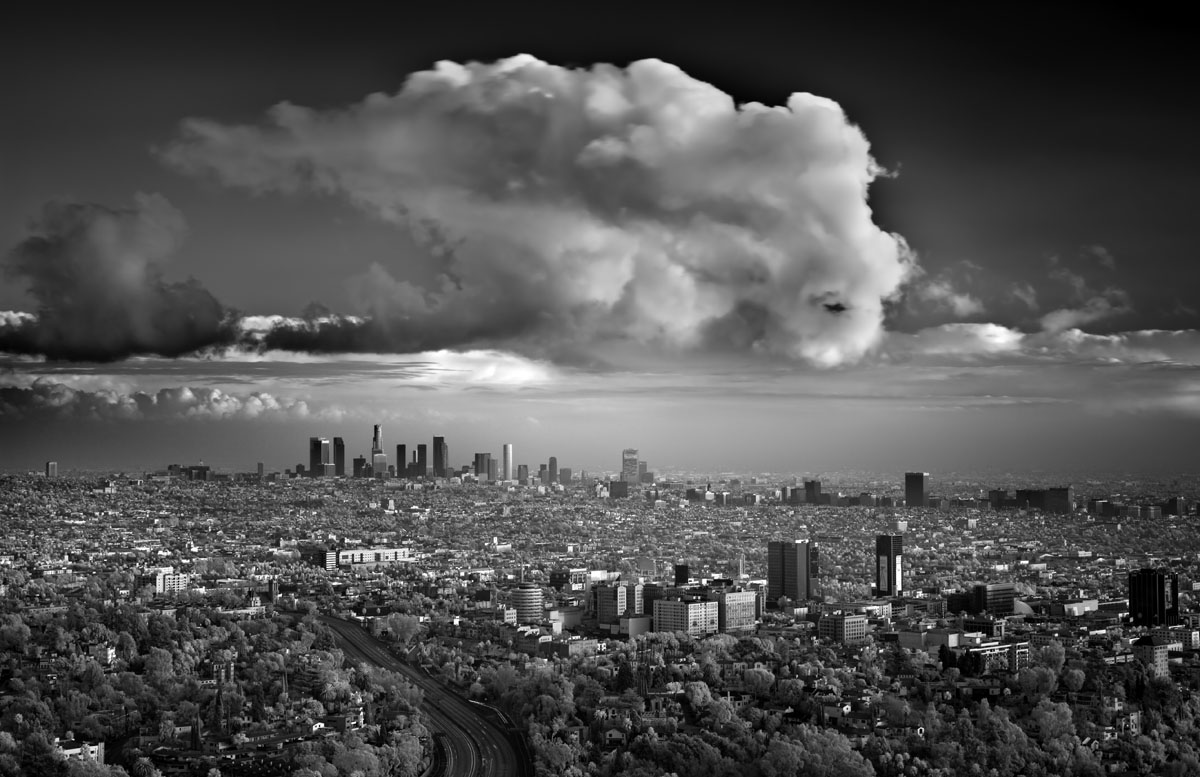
left=3, top=7, right=1199, bottom=474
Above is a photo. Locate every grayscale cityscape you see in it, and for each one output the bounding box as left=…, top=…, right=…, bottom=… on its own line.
left=3, top=5, right=1199, bottom=777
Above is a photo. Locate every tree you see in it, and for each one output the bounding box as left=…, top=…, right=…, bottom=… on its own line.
left=386, top=614, right=421, bottom=646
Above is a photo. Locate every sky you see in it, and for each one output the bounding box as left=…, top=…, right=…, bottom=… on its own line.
left=2, top=5, right=1199, bottom=476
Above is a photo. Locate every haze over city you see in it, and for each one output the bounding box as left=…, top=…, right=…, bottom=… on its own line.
left=3, top=6, right=1198, bottom=475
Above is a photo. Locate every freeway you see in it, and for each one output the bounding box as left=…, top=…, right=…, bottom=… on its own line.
left=319, top=616, right=526, bottom=777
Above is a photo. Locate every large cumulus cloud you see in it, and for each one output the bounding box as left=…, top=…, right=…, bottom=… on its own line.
left=162, top=54, right=914, bottom=366
left=0, top=194, right=237, bottom=360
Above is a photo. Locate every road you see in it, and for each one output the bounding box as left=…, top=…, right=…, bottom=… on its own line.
left=319, top=616, right=526, bottom=777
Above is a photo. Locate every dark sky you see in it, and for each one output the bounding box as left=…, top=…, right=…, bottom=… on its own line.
left=2, top=5, right=1198, bottom=473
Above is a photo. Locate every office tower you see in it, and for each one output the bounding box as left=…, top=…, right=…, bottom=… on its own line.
left=45, top=461, right=58, bottom=477
left=559, top=467, right=572, bottom=484
left=474, top=452, right=492, bottom=480
left=517, top=464, right=529, bottom=482
left=549, top=456, right=558, bottom=484
left=767, top=540, right=818, bottom=604
left=396, top=445, right=406, bottom=476
left=875, top=535, right=904, bottom=597
left=1045, top=486, right=1074, bottom=514
left=622, top=448, right=639, bottom=483
left=433, top=436, right=447, bottom=478
left=309, top=437, right=331, bottom=477
left=416, top=444, right=427, bottom=477
left=970, top=582, right=1017, bottom=617
left=487, top=458, right=498, bottom=482
left=538, top=464, right=549, bottom=485
left=333, top=437, right=345, bottom=477
left=512, top=582, right=544, bottom=625
left=638, top=461, right=647, bottom=481
left=905, top=472, right=928, bottom=508
left=804, top=479, right=821, bottom=505
left=353, top=456, right=366, bottom=478
left=674, top=564, right=689, bottom=586
left=1129, top=568, right=1180, bottom=627
left=371, top=424, right=383, bottom=455
left=308, top=437, right=321, bottom=476
left=502, top=444, right=514, bottom=481
left=257, top=462, right=264, bottom=480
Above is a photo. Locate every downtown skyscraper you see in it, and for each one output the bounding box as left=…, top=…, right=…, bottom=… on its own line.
left=621, top=448, right=639, bottom=483
left=875, top=535, right=904, bottom=597
left=905, top=472, right=928, bottom=509
left=767, top=540, right=818, bottom=604
left=370, top=424, right=387, bottom=476
left=433, top=436, right=448, bottom=478
left=502, top=444, right=514, bottom=481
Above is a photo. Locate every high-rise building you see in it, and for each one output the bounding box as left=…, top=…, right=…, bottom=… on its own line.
left=308, top=437, right=331, bottom=477
left=539, top=463, right=549, bottom=485
left=512, top=582, right=544, bottom=625
left=487, top=457, right=498, bottom=482
left=767, top=540, right=818, bottom=604
left=804, top=479, right=822, bottom=504
left=257, top=462, right=264, bottom=480
left=621, top=448, right=639, bottom=483
left=559, top=468, right=572, bottom=484
left=1129, top=568, right=1180, bottom=627
left=416, top=444, right=427, bottom=477
left=549, top=456, right=558, bottom=484
left=371, top=424, right=383, bottom=455
left=653, top=598, right=718, bottom=638
left=517, top=463, right=529, bottom=482
left=674, top=564, right=689, bottom=586
left=333, top=438, right=345, bottom=477
left=502, top=444, right=514, bottom=481
left=433, top=436, right=448, bottom=478
left=970, top=582, right=1016, bottom=616
left=638, top=461, right=648, bottom=481
left=353, top=456, right=366, bottom=478
left=875, top=535, right=904, bottom=597
left=396, top=445, right=406, bottom=476
left=905, top=472, right=928, bottom=509
left=45, top=461, right=58, bottom=477
left=474, top=453, right=492, bottom=480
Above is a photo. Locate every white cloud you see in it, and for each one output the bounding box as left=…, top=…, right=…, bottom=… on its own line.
left=161, top=55, right=915, bottom=367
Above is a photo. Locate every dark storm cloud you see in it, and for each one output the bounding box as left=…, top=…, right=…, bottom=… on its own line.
left=0, top=194, right=238, bottom=361
left=162, top=55, right=915, bottom=367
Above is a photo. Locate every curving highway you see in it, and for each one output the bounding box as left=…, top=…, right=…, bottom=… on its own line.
left=319, top=616, right=526, bottom=777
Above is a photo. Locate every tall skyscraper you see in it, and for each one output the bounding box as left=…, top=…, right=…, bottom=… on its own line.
left=333, top=438, right=346, bottom=477
left=474, top=452, right=492, bottom=480
left=517, top=463, right=529, bottom=482
left=905, top=472, right=928, bottom=508
left=875, top=535, right=904, bottom=597
left=502, top=444, right=514, bottom=481
left=45, top=461, right=57, bottom=477
left=767, top=540, right=818, bottom=604
left=549, top=456, right=558, bottom=484
left=804, top=479, right=822, bottom=504
left=416, top=444, right=427, bottom=477
left=369, top=425, right=387, bottom=477
left=396, top=445, right=406, bottom=476
left=621, top=448, right=639, bottom=483
left=308, top=437, right=331, bottom=477
left=432, top=436, right=448, bottom=478
left=1129, top=568, right=1180, bottom=627
left=371, top=424, right=383, bottom=455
